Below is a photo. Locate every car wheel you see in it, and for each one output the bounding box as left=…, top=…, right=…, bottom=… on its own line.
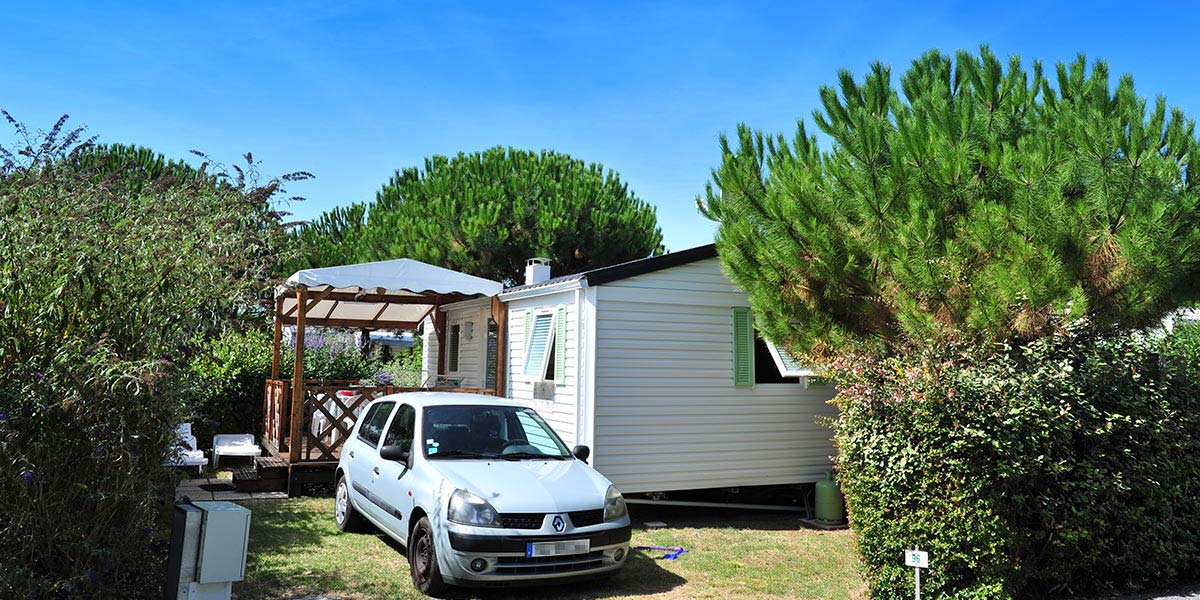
left=334, top=476, right=366, bottom=533
left=408, top=516, right=448, bottom=596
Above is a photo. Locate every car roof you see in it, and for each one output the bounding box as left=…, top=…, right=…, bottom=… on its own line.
left=367, top=391, right=524, bottom=409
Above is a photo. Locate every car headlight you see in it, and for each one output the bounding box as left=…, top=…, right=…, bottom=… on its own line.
left=603, top=485, right=627, bottom=522
left=448, top=489, right=500, bottom=527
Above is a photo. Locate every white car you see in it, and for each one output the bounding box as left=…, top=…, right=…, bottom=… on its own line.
left=334, top=392, right=631, bottom=595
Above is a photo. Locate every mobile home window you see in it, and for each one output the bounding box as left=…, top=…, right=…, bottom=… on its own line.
left=732, top=306, right=811, bottom=385
left=484, top=320, right=498, bottom=389
left=523, top=312, right=556, bottom=379
left=448, top=323, right=461, bottom=372
left=754, top=337, right=802, bottom=384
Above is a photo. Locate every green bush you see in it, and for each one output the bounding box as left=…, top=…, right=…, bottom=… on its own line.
left=0, top=119, right=297, bottom=598
left=378, top=336, right=423, bottom=387
left=188, top=328, right=274, bottom=446
left=831, top=325, right=1200, bottom=599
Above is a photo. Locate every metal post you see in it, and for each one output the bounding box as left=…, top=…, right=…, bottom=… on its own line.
left=914, top=545, right=921, bottom=600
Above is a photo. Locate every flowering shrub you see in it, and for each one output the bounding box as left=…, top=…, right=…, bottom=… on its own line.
left=830, top=325, right=1200, bottom=599
left=286, top=329, right=382, bottom=381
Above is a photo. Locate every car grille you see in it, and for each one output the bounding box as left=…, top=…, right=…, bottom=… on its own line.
left=494, top=551, right=605, bottom=575
left=499, top=513, right=545, bottom=529
left=568, top=509, right=604, bottom=527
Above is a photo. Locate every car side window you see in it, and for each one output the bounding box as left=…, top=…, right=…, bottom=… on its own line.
left=357, top=402, right=395, bottom=449
left=382, top=404, right=416, bottom=451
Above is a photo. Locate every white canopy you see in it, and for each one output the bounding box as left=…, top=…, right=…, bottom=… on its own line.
left=278, top=259, right=502, bottom=329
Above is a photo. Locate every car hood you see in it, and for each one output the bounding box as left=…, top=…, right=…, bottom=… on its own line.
left=433, top=459, right=611, bottom=513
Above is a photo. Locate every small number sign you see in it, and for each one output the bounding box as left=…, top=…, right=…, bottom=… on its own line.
left=905, top=549, right=929, bottom=569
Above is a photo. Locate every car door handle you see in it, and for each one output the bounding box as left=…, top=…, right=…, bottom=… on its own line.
left=348, top=451, right=355, bottom=459
left=372, top=467, right=380, bottom=477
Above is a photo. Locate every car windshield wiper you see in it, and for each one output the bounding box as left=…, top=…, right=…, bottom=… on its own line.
left=498, top=452, right=568, bottom=461
left=431, top=450, right=491, bottom=459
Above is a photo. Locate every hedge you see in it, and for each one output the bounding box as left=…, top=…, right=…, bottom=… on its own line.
left=0, top=147, right=289, bottom=597
left=831, top=325, right=1200, bottom=599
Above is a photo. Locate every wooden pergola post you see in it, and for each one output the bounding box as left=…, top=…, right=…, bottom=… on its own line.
left=271, top=296, right=283, bottom=380
left=288, top=286, right=307, bottom=463
left=434, top=300, right=447, bottom=378
left=491, top=296, right=507, bottom=396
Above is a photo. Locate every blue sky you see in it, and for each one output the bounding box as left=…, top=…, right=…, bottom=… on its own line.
left=6, top=2, right=1200, bottom=251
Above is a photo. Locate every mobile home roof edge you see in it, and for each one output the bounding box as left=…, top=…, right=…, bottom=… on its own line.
left=500, top=244, right=718, bottom=298
left=581, top=243, right=717, bottom=286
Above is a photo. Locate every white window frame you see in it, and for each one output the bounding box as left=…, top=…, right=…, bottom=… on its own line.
left=764, top=340, right=819, bottom=378
left=522, top=308, right=557, bottom=381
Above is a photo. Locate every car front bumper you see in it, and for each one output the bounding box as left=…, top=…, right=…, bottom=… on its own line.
left=440, top=523, right=631, bottom=585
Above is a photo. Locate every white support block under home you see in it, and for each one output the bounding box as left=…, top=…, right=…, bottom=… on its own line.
left=464, top=245, right=839, bottom=494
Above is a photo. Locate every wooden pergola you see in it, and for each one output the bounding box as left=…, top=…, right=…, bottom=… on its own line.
left=262, top=259, right=505, bottom=466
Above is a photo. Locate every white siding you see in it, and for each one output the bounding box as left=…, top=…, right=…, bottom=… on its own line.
left=505, top=291, right=582, bottom=447
left=421, top=315, right=437, bottom=386
left=592, top=257, right=838, bottom=493
left=421, top=300, right=491, bottom=388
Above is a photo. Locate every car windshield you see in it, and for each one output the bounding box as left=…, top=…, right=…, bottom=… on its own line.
left=421, top=404, right=571, bottom=460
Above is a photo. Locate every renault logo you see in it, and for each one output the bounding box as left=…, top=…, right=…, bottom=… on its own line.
left=552, top=515, right=566, bottom=532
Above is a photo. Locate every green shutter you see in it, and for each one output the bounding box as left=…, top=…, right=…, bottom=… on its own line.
left=732, top=307, right=754, bottom=386
left=555, top=304, right=568, bottom=384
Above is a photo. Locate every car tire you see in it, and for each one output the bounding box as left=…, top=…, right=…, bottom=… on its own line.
left=334, top=476, right=367, bottom=533
left=408, top=516, right=449, bottom=596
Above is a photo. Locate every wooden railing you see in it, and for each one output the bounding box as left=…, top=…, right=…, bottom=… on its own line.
left=263, top=379, right=290, bottom=456
left=263, top=380, right=496, bottom=464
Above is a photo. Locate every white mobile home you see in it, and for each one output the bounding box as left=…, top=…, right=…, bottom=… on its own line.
left=424, top=245, right=838, bottom=494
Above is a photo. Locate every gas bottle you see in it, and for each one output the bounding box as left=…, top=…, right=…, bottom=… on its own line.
left=815, top=470, right=844, bottom=525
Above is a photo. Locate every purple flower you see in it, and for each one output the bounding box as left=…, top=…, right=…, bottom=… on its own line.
left=0, top=412, right=9, bottom=422
left=20, top=470, right=33, bottom=484
left=374, top=372, right=395, bottom=385
left=33, top=372, right=46, bottom=383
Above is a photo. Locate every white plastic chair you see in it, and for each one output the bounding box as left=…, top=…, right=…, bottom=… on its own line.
left=165, top=423, right=206, bottom=473
left=211, top=433, right=262, bottom=470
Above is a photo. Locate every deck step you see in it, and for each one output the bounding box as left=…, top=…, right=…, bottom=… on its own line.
left=254, top=456, right=288, bottom=480
left=233, top=468, right=285, bottom=493
left=286, top=463, right=338, bottom=497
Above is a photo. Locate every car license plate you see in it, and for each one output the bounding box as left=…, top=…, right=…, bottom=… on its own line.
left=526, top=539, right=590, bottom=557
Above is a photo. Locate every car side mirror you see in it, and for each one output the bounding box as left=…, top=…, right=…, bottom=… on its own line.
left=572, top=445, right=590, bottom=463
left=379, top=444, right=411, bottom=466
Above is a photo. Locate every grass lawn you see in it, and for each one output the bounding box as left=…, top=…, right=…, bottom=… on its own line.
left=233, top=497, right=865, bottom=600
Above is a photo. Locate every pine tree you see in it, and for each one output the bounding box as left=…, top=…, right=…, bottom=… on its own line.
left=699, top=47, right=1200, bottom=355
left=286, top=147, right=664, bottom=284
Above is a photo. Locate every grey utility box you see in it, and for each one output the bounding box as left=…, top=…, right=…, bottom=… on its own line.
left=165, top=501, right=251, bottom=600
